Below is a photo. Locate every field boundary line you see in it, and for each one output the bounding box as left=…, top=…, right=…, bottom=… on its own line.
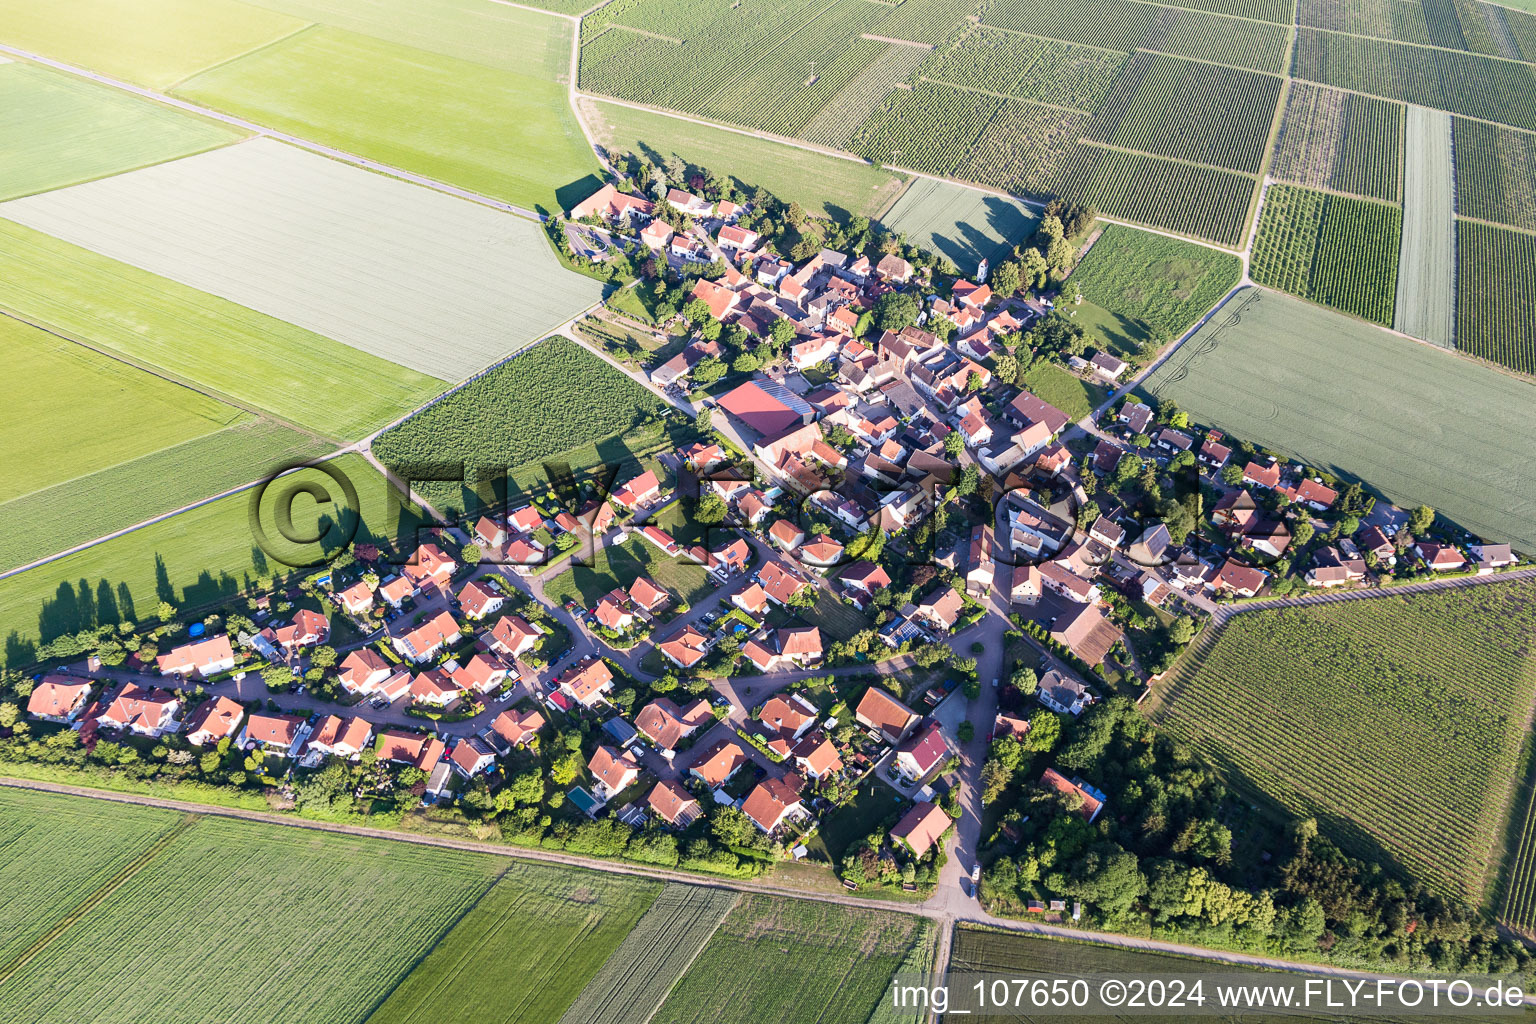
left=160, top=20, right=318, bottom=93
left=1129, top=45, right=1287, bottom=78
left=1075, top=136, right=1264, bottom=178
left=0, top=136, right=252, bottom=205
left=1264, top=176, right=1402, bottom=209
left=915, top=76, right=1092, bottom=114
left=0, top=811, right=199, bottom=986
left=0, top=44, right=547, bottom=223
left=3, top=775, right=1516, bottom=992
left=1457, top=213, right=1536, bottom=238
left=487, top=0, right=581, bottom=21
left=962, top=22, right=1130, bottom=56
left=859, top=33, right=934, bottom=48
left=1305, top=23, right=1536, bottom=69
left=1124, top=0, right=1292, bottom=29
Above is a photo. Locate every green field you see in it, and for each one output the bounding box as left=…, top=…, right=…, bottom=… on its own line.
left=1069, top=225, right=1243, bottom=339
left=1393, top=105, right=1456, bottom=346
left=1455, top=118, right=1536, bottom=233
left=0, top=139, right=605, bottom=382
left=1151, top=581, right=1536, bottom=902
left=1019, top=362, right=1108, bottom=422
left=175, top=23, right=600, bottom=211
left=370, top=864, right=662, bottom=1024
left=652, top=894, right=932, bottom=1024
left=544, top=536, right=713, bottom=610
left=556, top=884, right=739, bottom=1024
left=0, top=814, right=503, bottom=1024
left=1457, top=219, right=1536, bottom=376
left=587, top=99, right=906, bottom=221
left=0, top=61, right=244, bottom=202
left=1141, top=287, right=1536, bottom=553
left=0, top=218, right=443, bottom=440
left=879, top=176, right=1039, bottom=274
left=0, top=789, right=182, bottom=970
left=0, top=453, right=418, bottom=667
left=0, top=317, right=247, bottom=503
left=1271, top=82, right=1403, bottom=203
left=1251, top=184, right=1402, bottom=326
left=0, top=0, right=308, bottom=89
left=372, top=336, right=667, bottom=510
left=0, top=420, right=331, bottom=576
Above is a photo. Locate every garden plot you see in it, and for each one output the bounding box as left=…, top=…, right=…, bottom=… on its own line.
left=1393, top=105, right=1457, bottom=347
left=0, top=138, right=605, bottom=381
left=0, top=61, right=245, bottom=202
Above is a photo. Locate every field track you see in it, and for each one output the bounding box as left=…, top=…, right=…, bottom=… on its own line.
left=1394, top=104, right=1457, bottom=346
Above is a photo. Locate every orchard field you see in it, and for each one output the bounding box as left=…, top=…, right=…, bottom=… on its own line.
left=1250, top=184, right=1402, bottom=326
left=1150, top=580, right=1536, bottom=903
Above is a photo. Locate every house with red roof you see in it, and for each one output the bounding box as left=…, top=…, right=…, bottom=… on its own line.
left=1416, top=542, right=1466, bottom=572
left=239, top=712, right=308, bottom=755
left=391, top=610, right=461, bottom=663
left=717, top=223, right=758, bottom=252
left=338, top=648, right=394, bottom=696
left=891, top=800, right=952, bottom=858
left=658, top=624, right=711, bottom=669
left=648, top=780, right=702, bottom=827
left=894, top=720, right=950, bottom=782
left=1209, top=558, right=1268, bottom=597
left=718, top=380, right=804, bottom=436
left=1241, top=459, right=1281, bottom=489
left=1041, top=767, right=1106, bottom=822
left=913, top=585, right=965, bottom=632
left=409, top=668, right=465, bottom=707
left=839, top=561, right=891, bottom=600
left=689, top=278, right=740, bottom=321
left=612, top=469, right=661, bottom=511
left=488, top=614, right=543, bottom=661
left=627, top=576, right=670, bottom=614
left=743, top=626, right=822, bottom=672
left=636, top=697, right=713, bottom=752
left=557, top=658, right=614, bottom=707
left=337, top=579, right=375, bottom=615
left=403, top=542, right=456, bottom=590
left=742, top=774, right=806, bottom=833
left=791, top=732, right=842, bottom=779
left=305, top=715, right=374, bottom=760
left=376, top=729, right=446, bottom=770
left=378, top=575, right=417, bottom=609
left=799, top=534, right=845, bottom=572
left=157, top=635, right=235, bottom=679
left=457, top=579, right=504, bottom=620
left=25, top=675, right=93, bottom=723
left=95, top=684, right=180, bottom=737
left=690, top=737, right=749, bottom=787
left=732, top=582, right=769, bottom=617
left=588, top=744, right=642, bottom=798
left=451, top=652, right=508, bottom=694
left=568, top=182, right=654, bottom=223
left=492, top=707, right=546, bottom=748
left=448, top=737, right=498, bottom=778
left=594, top=588, right=636, bottom=632
left=855, top=687, right=919, bottom=743
left=757, top=692, right=818, bottom=740
left=640, top=219, right=673, bottom=249
left=184, top=696, right=245, bottom=746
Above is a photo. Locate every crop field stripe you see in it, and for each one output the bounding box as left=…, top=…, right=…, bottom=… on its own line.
left=1141, top=286, right=1536, bottom=553
left=1393, top=104, right=1457, bottom=346
left=556, top=884, right=739, bottom=1024
left=1452, top=116, right=1536, bottom=231
left=1499, top=752, right=1536, bottom=932
left=1456, top=219, right=1536, bottom=374
left=0, top=138, right=605, bottom=382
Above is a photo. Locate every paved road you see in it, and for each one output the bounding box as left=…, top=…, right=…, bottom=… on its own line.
left=8, top=773, right=1505, bottom=995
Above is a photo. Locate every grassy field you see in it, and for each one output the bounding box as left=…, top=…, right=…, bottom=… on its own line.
left=1151, top=582, right=1536, bottom=902
left=1142, top=287, right=1536, bottom=553
left=1457, top=219, right=1536, bottom=376
left=1020, top=362, right=1108, bottom=422
left=948, top=926, right=1437, bottom=1021
left=0, top=0, right=308, bottom=89
left=0, top=815, right=503, bottom=1024
left=175, top=24, right=600, bottom=211
left=370, top=863, right=661, bottom=1024
left=1393, top=105, right=1457, bottom=346
left=0, top=453, right=419, bottom=668
left=1250, top=184, right=1402, bottom=326
left=652, top=894, right=931, bottom=1024
left=803, top=779, right=907, bottom=865
left=373, top=336, right=667, bottom=511
left=585, top=99, right=906, bottom=221
left=556, top=884, right=739, bottom=1024
left=0, top=789, right=183, bottom=971
left=0, top=139, right=605, bottom=382
left=0, top=218, right=443, bottom=440
left=0, top=317, right=247, bottom=503
left=0, top=420, right=331, bottom=575
left=1070, top=225, right=1243, bottom=339
left=879, top=176, right=1039, bottom=274
left=0, top=61, right=244, bottom=202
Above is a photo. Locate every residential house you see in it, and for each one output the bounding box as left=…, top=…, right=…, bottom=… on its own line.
left=1089, top=351, right=1127, bottom=380
left=1036, top=669, right=1092, bottom=715
left=25, top=675, right=93, bottom=723
left=1210, top=558, right=1267, bottom=597
left=1047, top=602, right=1122, bottom=666
left=690, top=737, right=748, bottom=787
left=1241, top=459, right=1281, bottom=489
left=378, top=575, right=417, bottom=609
left=1416, top=542, right=1466, bottom=572
left=305, top=715, right=374, bottom=760
left=568, top=182, right=653, bottom=223
left=894, top=721, right=950, bottom=781
left=1039, top=561, right=1099, bottom=605
left=1089, top=516, right=1125, bottom=549
left=611, top=469, right=661, bottom=511
left=403, top=542, right=456, bottom=591
left=1156, top=427, right=1192, bottom=452
left=1198, top=437, right=1232, bottom=470
left=594, top=589, right=636, bottom=632
left=757, top=692, right=819, bottom=740
left=391, top=610, right=461, bottom=663
left=338, top=580, right=375, bottom=615
left=239, top=713, right=307, bottom=755
left=1472, top=543, right=1516, bottom=571
left=913, top=584, right=965, bottom=632
left=658, top=625, right=711, bottom=669
left=717, top=223, right=758, bottom=252
left=744, top=626, right=823, bottom=672
left=666, top=187, right=712, bottom=217
left=855, top=687, right=919, bottom=743
left=648, top=780, right=702, bottom=827
left=156, top=635, right=236, bottom=679
left=791, top=732, right=842, bottom=779
left=183, top=696, right=245, bottom=746
left=488, top=614, right=543, bottom=661
left=627, top=576, right=670, bottom=615
left=409, top=668, right=466, bottom=707
left=636, top=697, right=713, bottom=752
left=451, top=652, right=508, bottom=695
left=1127, top=523, right=1172, bottom=565
left=799, top=534, right=845, bottom=572
left=1248, top=520, right=1293, bottom=559
left=732, top=582, right=769, bottom=617
left=338, top=648, right=397, bottom=696
left=768, top=519, right=806, bottom=552
left=840, top=561, right=891, bottom=601
left=484, top=711, right=541, bottom=754
left=1306, top=548, right=1368, bottom=587
left=1212, top=489, right=1259, bottom=530
left=376, top=729, right=447, bottom=770
left=891, top=800, right=952, bottom=858
left=1041, top=767, right=1106, bottom=822
left=742, top=774, right=806, bottom=833
left=1010, top=563, right=1043, bottom=603
left=456, top=580, right=504, bottom=620
left=1282, top=478, right=1338, bottom=511
left=95, top=684, right=180, bottom=737
left=449, top=737, right=498, bottom=778
left=1357, top=524, right=1397, bottom=563
left=639, top=219, right=673, bottom=249
left=1117, top=401, right=1154, bottom=434
left=994, top=713, right=1032, bottom=741
left=557, top=658, right=615, bottom=707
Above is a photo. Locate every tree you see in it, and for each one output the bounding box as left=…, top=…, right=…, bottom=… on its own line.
left=682, top=297, right=711, bottom=324
left=695, top=494, right=728, bottom=525
left=872, top=290, right=921, bottom=331
left=156, top=600, right=177, bottom=623
left=770, top=317, right=796, bottom=348
left=1408, top=504, right=1435, bottom=535
left=993, top=353, right=1018, bottom=386
left=1010, top=666, right=1038, bottom=695
left=0, top=702, right=17, bottom=729
left=981, top=758, right=1013, bottom=804
left=1021, top=248, right=1049, bottom=290
left=551, top=751, right=583, bottom=786
left=1292, top=520, right=1315, bottom=548
left=943, top=431, right=965, bottom=460
left=310, top=646, right=337, bottom=670
left=1220, top=463, right=1244, bottom=486
left=461, top=543, right=482, bottom=565
left=1168, top=616, right=1196, bottom=645
left=691, top=357, right=726, bottom=385
left=990, top=259, right=1021, bottom=298
left=261, top=664, right=291, bottom=692
left=1020, top=712, right=1061, bottom=753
